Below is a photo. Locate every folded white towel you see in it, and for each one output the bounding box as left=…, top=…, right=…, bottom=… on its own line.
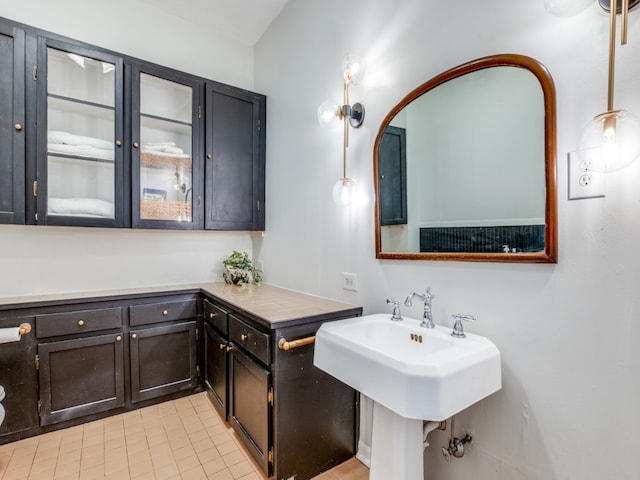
left=48, top=143, right=115, bottom=161
left=141, top=141, right=177, bottom=147
left=48, top=197, right=114, bottom=218
left=48, top=131, right=113, bottom=151
left=141, top=144, right=185, bottom=155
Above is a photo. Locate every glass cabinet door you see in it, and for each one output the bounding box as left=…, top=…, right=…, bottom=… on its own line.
left=132, top=65, right=201, bottom=228
left=38, top=41, right=124, bottom=226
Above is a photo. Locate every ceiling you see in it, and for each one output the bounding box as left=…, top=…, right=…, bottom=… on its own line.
left=140, top=0, right=290, bottom=47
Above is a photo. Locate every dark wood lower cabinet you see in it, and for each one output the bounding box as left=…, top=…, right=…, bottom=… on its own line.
left=0, top=285, right=361, bottom=480
left=37, top=333, right=125, bottom=426
left=130, top=322, right=197, bottom=403
left=229, top=346, right=272, bottom=476
left=204, top=322, right=228, bottom=420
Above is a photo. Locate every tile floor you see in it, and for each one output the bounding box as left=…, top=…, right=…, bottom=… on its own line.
left=0, top=393, right=369, bottom=480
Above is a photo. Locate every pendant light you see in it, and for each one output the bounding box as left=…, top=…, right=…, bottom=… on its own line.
left=577, top=0, right=640, bottom=172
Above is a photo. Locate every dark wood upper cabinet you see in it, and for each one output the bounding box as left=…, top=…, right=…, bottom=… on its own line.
left=34, top=37, right=126, bottom=228
left=0, top=21, right=25, bottom=225
left=205, top=83, right=266, bottom=231
left=0, top=16, right=266, bottom=231
left=131, top=63, right=204, bottom=229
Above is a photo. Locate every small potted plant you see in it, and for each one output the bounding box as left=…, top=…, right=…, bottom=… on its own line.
left=222, top=251, right=262, bottom=286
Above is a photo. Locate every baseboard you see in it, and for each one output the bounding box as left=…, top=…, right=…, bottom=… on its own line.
left=356, top=440, right=371, bottom=468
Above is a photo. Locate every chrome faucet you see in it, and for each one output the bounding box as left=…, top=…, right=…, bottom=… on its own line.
left=451, top=314, right=476, bottom=338
left=404, top=287, right=435, bottom=328
left=386, top=299, right=403, bottom=321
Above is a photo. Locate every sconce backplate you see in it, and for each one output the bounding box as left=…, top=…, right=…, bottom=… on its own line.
left=349, top=103, right=365, bottom=128
left=598, top=0, right=640, bottom=12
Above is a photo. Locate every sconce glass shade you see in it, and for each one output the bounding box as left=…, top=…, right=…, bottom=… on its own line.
left=544, top=0, right=593, bottom=16
left=578, top=109, right=640, bottom=172
left=342, top=54, right=366, bottom=86
left=332, top=177, right=357, bottom=207
left=318, top=100, right=342, bottom=129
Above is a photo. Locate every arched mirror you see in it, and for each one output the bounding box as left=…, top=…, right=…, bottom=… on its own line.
left=374, top=54, right=557, bottom=263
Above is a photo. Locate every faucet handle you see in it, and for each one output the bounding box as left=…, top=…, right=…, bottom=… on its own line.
left=386, top=299, right=403, bottom=321
left=451, top=314, right=476, bottom=338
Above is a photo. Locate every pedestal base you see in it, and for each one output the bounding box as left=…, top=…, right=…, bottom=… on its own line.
left=369, top=402, right=425, bottom=480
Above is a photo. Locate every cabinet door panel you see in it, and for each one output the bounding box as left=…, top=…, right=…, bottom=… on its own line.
left=0, top=317, right=38, bottom=440
left=230, top=346, right=271, bottom=476
left=0, top=23, right=25, bottom=224
left=38, top=333, right=125, bottom=426
left=205, top=84, right=265, bottom=231
left=37, top=39, right=125, bottom=227
left=131, top=64, right=203, bottom=229
left=204, top=323, right=228, bottom=420
left=130, top=322, right=197, bottom=403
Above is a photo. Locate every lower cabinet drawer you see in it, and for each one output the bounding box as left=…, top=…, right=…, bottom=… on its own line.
left=36, top=307, right=122, bottom=338
left=129, top=299, right=197, bottom=326
left=229, top=314, right=271, bottom=365
left=204, top=299, right=228, bottom=334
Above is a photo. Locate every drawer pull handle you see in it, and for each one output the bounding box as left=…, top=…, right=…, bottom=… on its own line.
left=162, top=310, right=169, bottom=316
left=116, top=335, right=122, bottom=342
left=278, top=336, right=316, bottom=351
left=18, top=323, right=31, bottom=336
left=131, top=333, right=137, bottom=339
left=209, top=312, right=216, bottom=319
left=78, top=320, right=85, bottom=327
left=241, top=334, right=248, bottom=341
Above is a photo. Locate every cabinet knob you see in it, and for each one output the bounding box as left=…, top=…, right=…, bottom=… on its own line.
left=241, top=334, right=248, bottom=341
left=226, top=345, right=233, bottom=352
left=207, top=154, right=212, bottom=159
left=14, top=124, right=22, bottom=131
left=77, top=320, right=85, bottom=327
left=133, top=142, right=139, bottom=148
left=162, top=310, right=168, bottom=316
left=131, top=333, right=137, bottom=339
left=116, top=335, right=122, bottom=342
left=115, top=140, right=122, bottom=147
left=209, top=312, right=216, bottom=319
left=219, top=343, right=226, bottom=350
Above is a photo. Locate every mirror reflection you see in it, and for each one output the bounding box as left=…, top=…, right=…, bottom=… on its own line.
left=374, top=54, right=557, bottom=263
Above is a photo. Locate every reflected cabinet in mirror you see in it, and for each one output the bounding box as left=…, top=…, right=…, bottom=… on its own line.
left=374, top=54, right=557, bottom=263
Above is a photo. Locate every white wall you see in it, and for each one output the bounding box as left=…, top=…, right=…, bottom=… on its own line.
left=255, top=1, right=640, bottom=479
left=0, top=0, right=256, bottom=296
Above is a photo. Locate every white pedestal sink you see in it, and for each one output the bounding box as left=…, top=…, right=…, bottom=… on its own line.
left=314, top=314, right=501, bottom=480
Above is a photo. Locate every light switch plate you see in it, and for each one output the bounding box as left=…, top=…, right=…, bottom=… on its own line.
left=568, top=151, right=605, bottom=200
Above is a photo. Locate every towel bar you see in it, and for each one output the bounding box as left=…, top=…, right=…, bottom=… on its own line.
left=278, top=335, right=316, bottom=351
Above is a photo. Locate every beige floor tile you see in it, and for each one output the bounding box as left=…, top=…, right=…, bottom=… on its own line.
left=0, top=393, right=368, bottom=480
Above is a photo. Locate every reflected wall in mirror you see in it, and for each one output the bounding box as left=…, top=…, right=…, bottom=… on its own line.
left=374, top=54, right=557, bottom=263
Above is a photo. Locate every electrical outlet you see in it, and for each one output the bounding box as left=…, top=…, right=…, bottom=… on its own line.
left=342, top=273, right=358, bottom=292
left=568, top=151, right=605, bottom=200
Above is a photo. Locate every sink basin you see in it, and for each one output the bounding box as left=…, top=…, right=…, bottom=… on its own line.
left=314, top=313, right=501, bottom=421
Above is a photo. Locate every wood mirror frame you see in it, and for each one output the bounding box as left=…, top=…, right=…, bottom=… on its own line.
left=374, top=54, right=557, bottom=263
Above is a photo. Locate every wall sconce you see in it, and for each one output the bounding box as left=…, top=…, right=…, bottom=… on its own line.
left=317, top=54, right=366, bottom=207
left=577, top=0, right=640, bottom=172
